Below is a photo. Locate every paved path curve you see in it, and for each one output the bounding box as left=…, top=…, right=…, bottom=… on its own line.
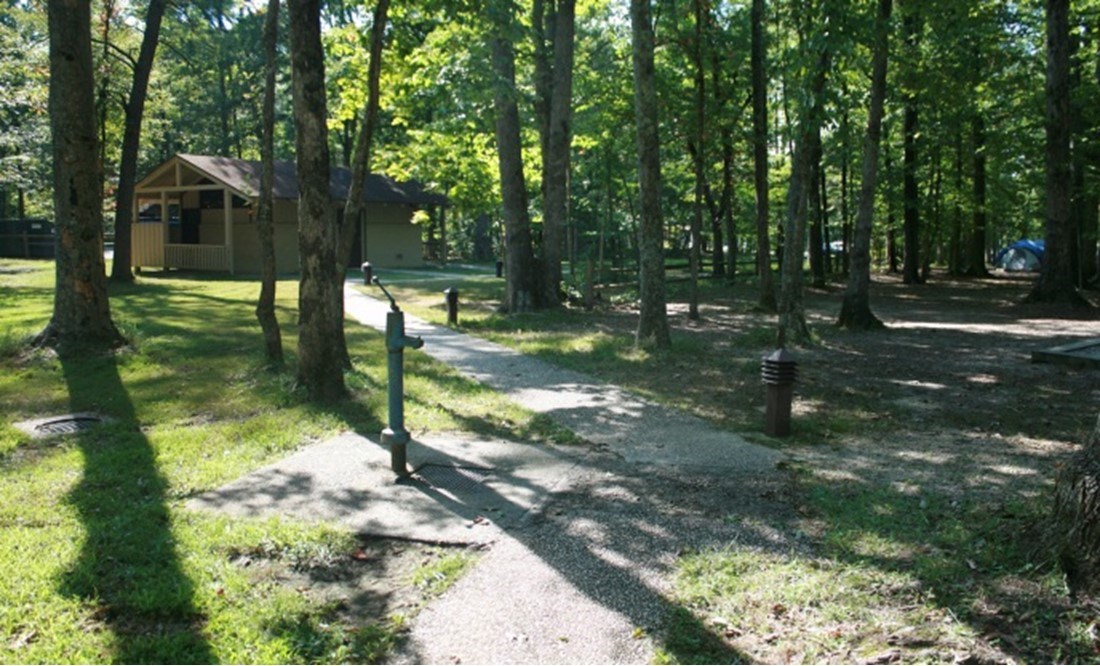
left=341, top=281, right=790, bottom=664
left=344, top=282, right=781, bottom=472
left=192, top=282, right=791, bottom=664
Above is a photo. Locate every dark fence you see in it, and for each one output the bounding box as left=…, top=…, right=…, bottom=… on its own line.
left=0, top=219, right=55, bottom=259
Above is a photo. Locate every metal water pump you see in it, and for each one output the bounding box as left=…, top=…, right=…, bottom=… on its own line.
left=373, top=277, right=424, bottom=476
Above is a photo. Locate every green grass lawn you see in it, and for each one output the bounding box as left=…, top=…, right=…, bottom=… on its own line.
left=0, top=260, right=561, bottom=664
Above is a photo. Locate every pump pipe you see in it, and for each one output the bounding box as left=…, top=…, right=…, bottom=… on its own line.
left=373, top=277, right=424, bottom=475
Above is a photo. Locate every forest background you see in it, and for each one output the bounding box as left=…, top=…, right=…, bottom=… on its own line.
left=4, top=0, right=1098, bottom=299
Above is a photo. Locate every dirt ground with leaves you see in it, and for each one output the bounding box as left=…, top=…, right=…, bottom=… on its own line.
left=268, top=271, right=1098, bottom=664
left=428, top=268, right=1098, bottom=663
left=614, top=271, right=1100, bottom=663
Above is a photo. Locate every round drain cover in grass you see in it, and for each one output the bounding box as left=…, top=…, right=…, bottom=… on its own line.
left=35, top=416, right=104, bottom=435
left=13, top=413, right=109, bottom=439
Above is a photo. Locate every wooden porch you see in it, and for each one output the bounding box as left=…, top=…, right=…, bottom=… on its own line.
left=131, top=157, right=246, bottom=274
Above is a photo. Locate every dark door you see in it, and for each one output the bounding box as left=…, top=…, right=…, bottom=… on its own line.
left=349, top=215, right=363, bottom=267
left=181, top=209, right=200, bottom=245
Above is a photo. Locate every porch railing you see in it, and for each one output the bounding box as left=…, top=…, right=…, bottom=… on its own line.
left=164, top=244, right=228, bottom=271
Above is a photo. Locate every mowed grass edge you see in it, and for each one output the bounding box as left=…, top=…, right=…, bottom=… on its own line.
left=0, top=260, right=560, bottom=663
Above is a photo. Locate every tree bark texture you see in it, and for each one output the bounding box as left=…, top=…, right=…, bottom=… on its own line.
left=778, top=39, right=829, bottom=348
left=1054, top=415, right=1100, bottom=598
left=839, top=0, right=891, bottom=330
left=965, top=112, right=990, bottom=277
left=255, top=0, right=283, bottom=365
left=949, top=131, right=964, bottom=275
left=538, top=0, right=576, bottom=307
left=752, top=0, right=777, bottom=311
left=1028, top=0, right=1088, bottom=305
left=630, top=0, right=671, bottom=348
left=688, top=0, right=706, bottom=320
left=41, top=0, right=123, bottom=352
left=901, top=3, right=923, bottom=285
left=490, top=27, right=539, bottom=313
left=720, top=134, right=735, bottom=281
left=288, top=0, right=345, bottom=400
left=110, top=0, right=167, bottom=283
left=339, top=0, right=390, bottom=275
left=808, top=125, right=826, bottom=288
left=335, top=0, right=391, bottom=367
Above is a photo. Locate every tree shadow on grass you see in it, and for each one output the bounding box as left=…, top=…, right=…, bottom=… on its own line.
left=58, top=350, right=213, bottom=664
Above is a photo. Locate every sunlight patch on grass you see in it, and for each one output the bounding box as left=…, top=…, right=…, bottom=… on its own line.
left=0, top=264, right=544, bottom=663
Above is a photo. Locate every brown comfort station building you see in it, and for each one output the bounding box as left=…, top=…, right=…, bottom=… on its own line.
left=130, top=153, right=447, bottom=274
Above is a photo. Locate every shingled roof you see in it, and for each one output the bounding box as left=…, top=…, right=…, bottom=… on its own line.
left=149, top=154, right=447, bottom=206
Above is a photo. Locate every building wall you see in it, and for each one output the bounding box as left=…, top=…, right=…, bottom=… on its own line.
left=228, top=200, right=424, bottom=274
left=362, top=203, right=423, bottom=267
left=232, top=200, right=299, bottom=274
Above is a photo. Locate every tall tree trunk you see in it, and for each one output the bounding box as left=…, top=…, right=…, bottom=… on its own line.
left=631, top=0, right=671, bottom=348
left=255, top=0, right=283, bottom=366
left=884, top=127, right=900, bottom=274
left=490, top=15, right=539, bottom=313
left=688, top=0, right=706, bottom=320
left=821, top=154, right=832, bottom=274
left=752, top=0, right=776, bottom=311
left=96, top=0, right=114, bottom=204
left=809, top=124, right=826, bottom=288
left=949, top=130, right=964, bottom=275
left=40, top=0, right=124, bottom=351
left=778, top=39, right=830, bottom=347
left=838, top=0, right=891, bottom=330
left=538, top=0, right=576, bottom=307
left=923, top=139, right=941, bottom=281
left=841, top=103, right=851, bottom=275
left=336, top=0, right=391, bottom=367
left=110, top=0, right=167, bottom=283
left=288, top=0, right=345, bottom=401
left=720, top=133, right=735, bottom=282
left=698, top=44, right=732, bottom=281
left=1028, top=0, right=1088, bottom=305
left=965, top=111, right=990, bottom=277
left=901, top=3, right=923, bottom=285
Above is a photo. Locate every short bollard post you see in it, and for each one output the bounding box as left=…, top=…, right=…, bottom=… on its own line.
left=495, top=260, right=504, bottom=278
left=762, top=348, right=798, bottom=437
left=374, top=278, right=424, bottom=476
left=444, top=287, right=459, bottom=326
left=361, top=262, right=373, bottom=285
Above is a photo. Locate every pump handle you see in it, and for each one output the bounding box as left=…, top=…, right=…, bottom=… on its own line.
left=372, top=277, right=400, bottom=312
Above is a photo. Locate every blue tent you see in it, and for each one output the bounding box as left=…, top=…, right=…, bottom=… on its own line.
left=994, top=239, right=1044, bottom=272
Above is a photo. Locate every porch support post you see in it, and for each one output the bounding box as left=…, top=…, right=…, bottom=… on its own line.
left=160, top=190, right=168, bottom=269
left=224, top=188, right=235, bottom=274
left=131, top=192, right=139, bottom=270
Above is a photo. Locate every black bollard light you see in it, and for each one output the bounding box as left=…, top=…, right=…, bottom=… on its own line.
left=444, top=287, right=459, bottom=327
left=495, top=260, right=504, bottom=278
left=762, top=348, right=798, bottom=437
left=361, top=261, right=373, bottom=285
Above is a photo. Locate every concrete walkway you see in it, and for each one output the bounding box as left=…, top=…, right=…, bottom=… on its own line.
left=343, top=282, right=780, bottom=471
left=191, top=281, right=790, bottom=664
